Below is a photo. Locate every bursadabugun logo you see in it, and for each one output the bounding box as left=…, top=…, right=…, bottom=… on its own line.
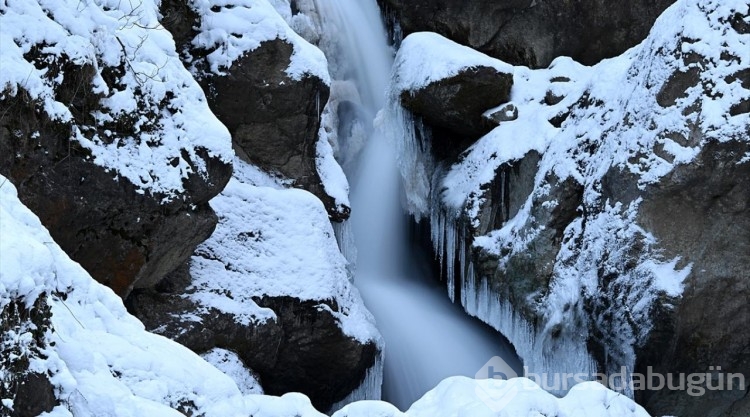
left=474, top=356, right=519, bottom=412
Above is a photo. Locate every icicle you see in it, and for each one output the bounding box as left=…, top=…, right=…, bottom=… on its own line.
left=333, top=221, right=358, bottom=278
left=328, top=351, right=384, bottom=413
left=386, top=99, right=434, bottom=217
left=459, top=261, right=599, bottom=396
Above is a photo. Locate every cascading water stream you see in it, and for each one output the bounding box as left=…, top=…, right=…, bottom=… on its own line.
left=314, top=0, right=522, bottom=410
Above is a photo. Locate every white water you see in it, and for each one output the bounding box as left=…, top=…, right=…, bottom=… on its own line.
left=314, top=0, right=521, bottom=411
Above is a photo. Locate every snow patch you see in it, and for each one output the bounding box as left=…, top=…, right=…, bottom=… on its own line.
left=393, top=32, right=514, bottom=93
left=201, top=348, right=263, bottom=395
left=190, top=0, right=330, bottom=84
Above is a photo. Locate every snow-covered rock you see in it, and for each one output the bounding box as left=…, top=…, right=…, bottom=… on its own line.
left=0, top=175, right=327, bottom=417
left=390, top=0, right=750, bottom=415
left=396, top=32, right=514, bottom=148
left=128, top=158, right=381, bottom=412
left=160, top=0, right=351, bottom=221
left=0, top=0, right=234, bottom=296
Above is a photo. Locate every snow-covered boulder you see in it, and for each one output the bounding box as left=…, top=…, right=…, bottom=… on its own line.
left=396, top=33, right=514, bottom=146
left=161, top=0, right=351, bottom=221
left=0, top=0, right=234, bottom=297
left=333, top=377, right=650, bottom=417
left=128, top=159, right=382, bottom=412
left=391, top=0, right=750, bottom=416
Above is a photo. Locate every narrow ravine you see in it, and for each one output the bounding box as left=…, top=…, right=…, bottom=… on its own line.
left=315, top=0, right=522, bottom=410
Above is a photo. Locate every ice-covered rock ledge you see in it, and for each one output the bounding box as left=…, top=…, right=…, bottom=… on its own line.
left=390, top=0, right=750, bottom=416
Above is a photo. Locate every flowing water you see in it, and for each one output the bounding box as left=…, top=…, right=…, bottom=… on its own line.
left=314, top=0, right=522, bottom=410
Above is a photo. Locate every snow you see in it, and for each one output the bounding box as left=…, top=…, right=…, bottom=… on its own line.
left=190, top=0, right=330, bottom=84
left=392, top=32, right=514, bottom=93
left=201, top=348, right=264, bottom=395
left=317, top=99, right=352, bottom=212
left=190, top=158, right=379, bottom=343
left=0, top=175, right=325, bottom=417
left=332, top=377, right=650, bottom=417
left=0, top=0, right=234, bottom=200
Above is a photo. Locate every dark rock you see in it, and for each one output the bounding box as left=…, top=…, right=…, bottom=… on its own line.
left=544, top=90, right=565, bottom=106
left=486, top=103, right=519, bottom=124
left=207, top=40, right=342, bottom=220
left=548, top=111, right=570, bottom=128
left=0, top=62, right=230, bottom=298
left=1, top=296, right=58, bottom=417
left=163, top=4, right=348, bottom=221
left=656, top=67, right=702, bottom=107
left=633, top=140, right=750, bottom=416
left=471, top=151, right=541, bottom=237
left=400, top=66, right=513, bottom=150
left=730, top=12, right=750, bottom=34
left=11, top=373, right=57, bottom=417
left=128, top=267, right=378, bottom=412
left=379, top=0, right=674, bottom=68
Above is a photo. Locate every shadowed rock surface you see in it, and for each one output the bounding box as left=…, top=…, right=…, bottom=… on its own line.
left=162, top=0, right=348, bottom=221
left=127, top=264, right=378, bottom=412
left=379, top=0, right=675, bottom=68
left=400, top=66, right=513, bottom=158
left=0, top=60, right=231, bottom=298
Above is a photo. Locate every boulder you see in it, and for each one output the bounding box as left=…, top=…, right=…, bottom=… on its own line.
left=204, top=40, right=341, bottom=219
left=0, top=58, right=232, bottom=299
left=128, top=176, right=380, bottom=411
left=128, top=266, right=379, bottom=412
left=379, top=0, right=674, bottom=68
left=400, top=66, right=513, bottom=140
left=162, top=0, right=349, bottom=221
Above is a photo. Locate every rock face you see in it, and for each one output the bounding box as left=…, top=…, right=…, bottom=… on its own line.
left=0, top=2, right=233, bottom=298
left=162, top=0, right=349, bottom=221
left=127, top=175, right=381, bottom=411
left=129, top=284, right=378, bottom=412
left=633, top=140, right=750, bottom=416
left=400, top=66, right=513, bottom=156
left=0, top=105, right=229, bottom=298
left=392, top=1, right=749, bottom=416
left=379, top=0, right=674, bottom=68
left=202, top=41, right=340, bottom=219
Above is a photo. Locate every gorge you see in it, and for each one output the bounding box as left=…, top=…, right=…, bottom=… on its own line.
left=0, top=0, right=747, bottom=416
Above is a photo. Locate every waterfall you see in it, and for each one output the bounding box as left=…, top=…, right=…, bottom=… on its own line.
left=314, top=0, right=521, bottom=411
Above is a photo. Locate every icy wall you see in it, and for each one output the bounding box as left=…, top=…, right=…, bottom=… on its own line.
left=391, top=1, right=749, bottom=415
